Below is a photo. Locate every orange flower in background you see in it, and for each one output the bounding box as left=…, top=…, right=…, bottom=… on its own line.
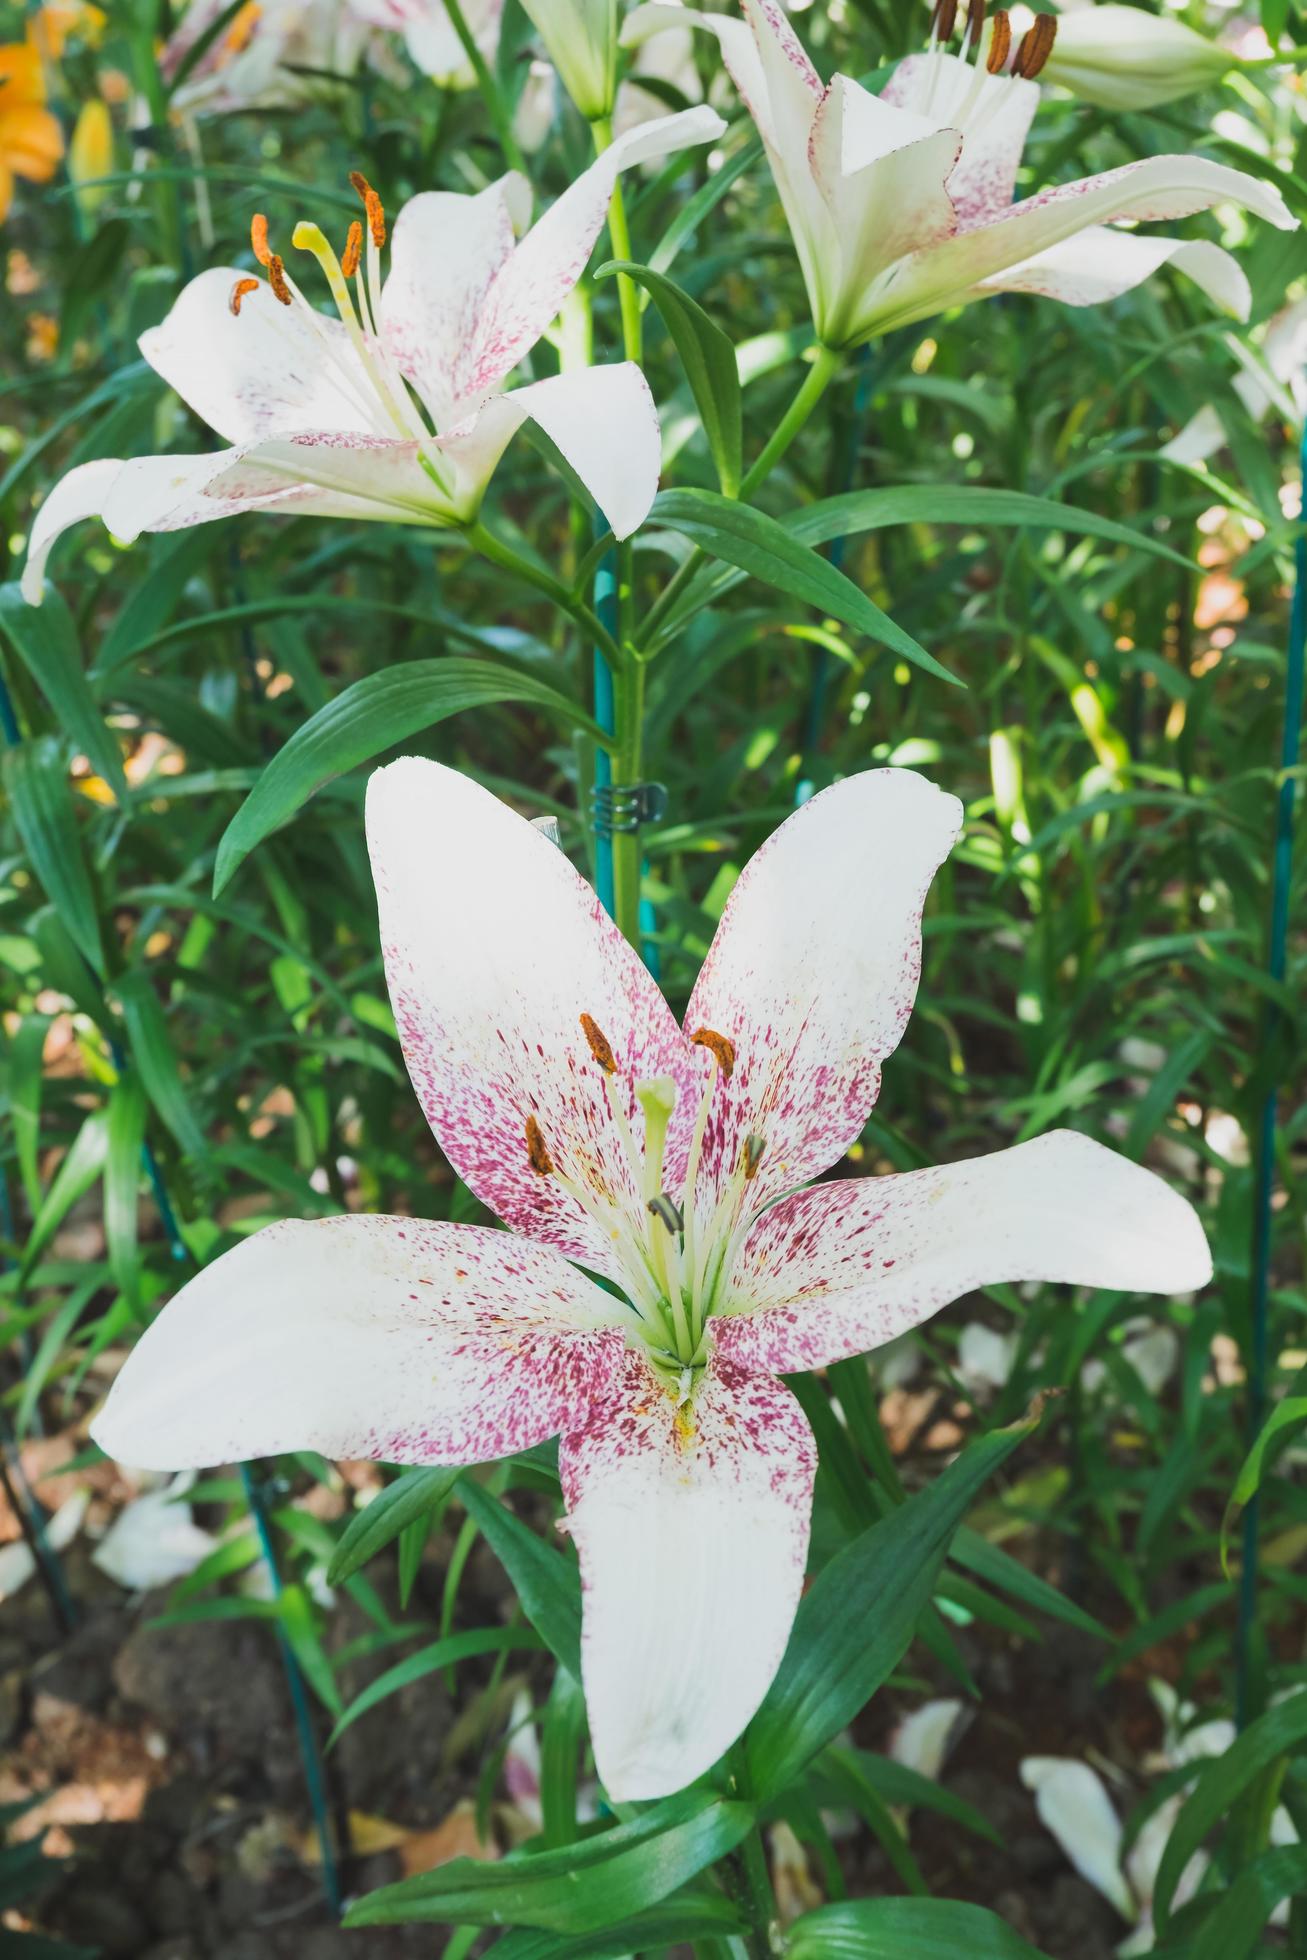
left=0, top=42, right=64, bottom=222
left=28, top=2, right=106, bottom=62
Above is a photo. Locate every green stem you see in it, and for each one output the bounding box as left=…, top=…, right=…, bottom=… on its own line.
left=739, top=343, right=843, bottom=499
left=442, top=0, right=528, bottom=175
left=610, top=652, right=646, bottom=948
left=727, top=1824, right=780, bottom=1960
left=466, top=521, right=624, bottom=673
left=640, top=343, right=844, bottom=653
left=591, top=117, right=642, bottom=364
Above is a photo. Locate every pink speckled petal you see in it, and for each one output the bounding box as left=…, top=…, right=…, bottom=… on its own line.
left=711, top=1131, right=1212, bottom=1375
left=678, top=769, right=962, bottom=1218
left=366, top=757, right=703, bottom=1279
left=882, top=54, right=1035, bottom=229
left=381, top=177, right=524, bottom=423
left=21, top=433, right=461, bottom=602
left=806, top=73, right=960, bottom=344
left=879, top=151, right=1294, bottom=333
left=460, top=104, right=724, bottom=398
left=559, top=1349, right=815, bottom=1799
left=90, top=1215, right=627, bottom=1473
left=435, top=365, right=661, bottom=541
left=979, top=225, right=1250, bottom=318
left=139, top=267, right=381, bottom=446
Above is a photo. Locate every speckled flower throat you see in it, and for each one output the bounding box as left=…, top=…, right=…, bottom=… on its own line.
left=525, top=1014, right=766, bottom=1388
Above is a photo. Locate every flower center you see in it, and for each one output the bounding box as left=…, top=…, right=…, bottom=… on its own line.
left=525, top=1016, right=768, bottom=1387
left=920, top=0, right=1058, bottom=146
left=229, top=177, right=453, bottom=492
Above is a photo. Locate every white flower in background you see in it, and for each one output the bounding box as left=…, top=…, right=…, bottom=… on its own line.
left=1041, top=3, right=1237, bottom=111
left=0, top=1488, right=88, bottom=1603
left=91, top=1471, right=217, bottom=1589
left=162, top=0, right=375, bottom=115
left=90, top=761, right=1209, bottom=1801
left=615, top=1, right=704, bottom=141
left=513, top=57, right=558, bottom=151
left=348, top=0, right=503, bottom=83
left=890, top=1697, right=968, bottom=1786
left=1163, top=293, right=1307, bottom=464
left=1023, top=1705, right=1299, bottom=1952
left=625, top=0, right=1295, bottom=350
left=957, top=1319, right=1020, bottom=1393
left=1080, top=1316, right=1178, bottom=1397
left=521, top=0, right=618, bottom=119
left=22, top=105, right=723, bottom=602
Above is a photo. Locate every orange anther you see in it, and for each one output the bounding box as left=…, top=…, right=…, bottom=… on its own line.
left=341, top=219, right=363, bottom=279
left=266, top=252, right=292, bottom=305
left=229, top=276, right=260, bottom=316
left=251, top=211, right=272, bottom=266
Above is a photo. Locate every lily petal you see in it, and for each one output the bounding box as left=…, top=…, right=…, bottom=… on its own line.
left=436, top=365, right=661, bottom=541
left=366, top=757, right=702, bottom=1278
left=679, top=768, right=962, bottom=1216
left=980, top=225, right=1251, bottom=317
left=882, top=51, right=1036, bottom=229
left=139, top=267, right=381, bottom=444
left=878, top=152, right=1294, bottom=333
left=807, top=75, right=961, bottom=345
left=381, top=176, right=526, bottom=422
left=559, top=1351, right=815, bottom=1800
left=22, top=438, right=445, bottom=602
left=460, top=104, right=725, bottom=399
left=1020, top=1757, right=1135, bottom=1921
left=91, top=1214, right=625, bottom=1472
left=712, top=1131, right=1211, bottom=1375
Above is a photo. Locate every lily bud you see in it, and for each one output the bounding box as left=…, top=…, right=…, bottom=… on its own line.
left=519, top=0, right=618, bottom=120
left=1041, top=3, right=1234, bottom=111
left=69, top=97, right=112, bottom=216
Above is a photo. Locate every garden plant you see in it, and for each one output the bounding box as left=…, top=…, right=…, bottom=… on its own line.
left=0, top=0, right=1305, bottom=1951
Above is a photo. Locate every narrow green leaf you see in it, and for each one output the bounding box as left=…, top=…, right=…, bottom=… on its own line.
left=457, top=1478, right=581, bottom=1678
left=328, top=1625, right=547, bottom=1745
left=213, top=659, right=611, bottom=896
left=104, top=1072, right=147, bottom=1310
left=951, top=1527, right=1112, bottom=1644
left=113, top=968, right=210, bottom=1163
left=787, top=1898, right=1053, bottom=1958
left=3, top=737, right=104, bottom=975
left=1188, top=1845, right=1307, bottom=1960
left=0, top=584, right=127, bottom=799
left=597, top=260, right=742, bottom=496
left=487, top=1895, right=746, bottom=1959
left=1221, top=1394, right=1307, bottom=1575
left=327, top=1464, right=463, bottom=1585
left=344, top=1791, right=754, bottom=1930
left=22, top=1106, right=109, bottom=1279
left=650, top=490, right=959, bottom=683
left=1154, top=1693, right=1307, bottom=1927
left=747, top=1407, right=1042, bottom=1796
left=6, top=1013, right=50, bottom=1218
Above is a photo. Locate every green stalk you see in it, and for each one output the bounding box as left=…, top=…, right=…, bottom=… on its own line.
left=442, top=0, right=528, bottom=175
left=466, top=520, right=624, bottom=674
left=639, top=343, right=844, bottom=653
left=609, top=651, right=646, bottom=947
left=591, top=116, right=643, bottom=364
left=726, top=1823, right=781, bottom=1960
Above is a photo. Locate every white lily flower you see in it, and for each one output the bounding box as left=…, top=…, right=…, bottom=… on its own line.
left=1042, top=4, right=1236, bottom=112
left=22, top=105, right=724, bottom=603
left=624, top=0, right=1294, bottom=351
left=520, top=0, right=618, bottom=119
left=162, top=0, right=377, bottom=115
left=91, top=1470, right=218, bottom=1589
left=1163, top=293, right=1307, bottom=465
left=91, top=761, right=1209, bottom=1801
left=349, top=0, right=504, bottom=83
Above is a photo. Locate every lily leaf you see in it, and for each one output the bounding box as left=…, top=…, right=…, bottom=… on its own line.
left=213, top=658, right=612, bottom=896
left=596, top=261, right=742, bottom=497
